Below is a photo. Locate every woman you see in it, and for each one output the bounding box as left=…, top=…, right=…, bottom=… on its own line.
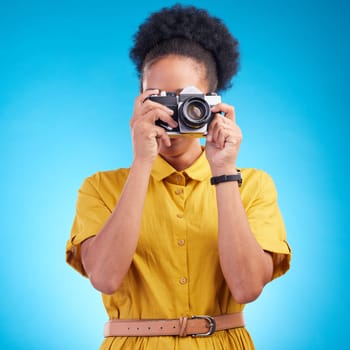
left=66, top=4, right=291, bottom=349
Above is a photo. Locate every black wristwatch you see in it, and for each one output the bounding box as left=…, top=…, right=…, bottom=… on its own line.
left=210, top=171, right=242, bottom=187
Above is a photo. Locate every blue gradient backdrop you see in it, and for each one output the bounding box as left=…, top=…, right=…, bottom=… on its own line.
left=1, top=1, right=349, bottom=349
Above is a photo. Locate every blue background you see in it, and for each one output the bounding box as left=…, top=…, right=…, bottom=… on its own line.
left=1, top=0, right=349, bottom=349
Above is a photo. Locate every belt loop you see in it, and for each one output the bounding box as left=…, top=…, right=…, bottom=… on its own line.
left=179, top=317, right=188, bottom=337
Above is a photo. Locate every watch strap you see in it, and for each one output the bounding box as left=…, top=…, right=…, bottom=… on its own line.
left=210, top=171, right=242, bottom=186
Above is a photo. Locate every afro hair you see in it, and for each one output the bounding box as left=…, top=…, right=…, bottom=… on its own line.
left=129, top=4, right=240, bottom=92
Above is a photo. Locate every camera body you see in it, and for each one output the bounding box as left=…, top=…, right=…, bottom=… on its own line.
left=149, top=86, right=221, bottom=137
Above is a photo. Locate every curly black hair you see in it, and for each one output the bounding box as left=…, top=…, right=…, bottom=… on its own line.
left=129, top=4, right=239, bottom=92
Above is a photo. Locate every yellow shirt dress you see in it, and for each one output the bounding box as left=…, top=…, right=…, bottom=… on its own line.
left=66, top=152, right=291, bottom=350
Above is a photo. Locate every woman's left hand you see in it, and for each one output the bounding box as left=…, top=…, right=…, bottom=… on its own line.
left=205, top=103, right=242, bottom=175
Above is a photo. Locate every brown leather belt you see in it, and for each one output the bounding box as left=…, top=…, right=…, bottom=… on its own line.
left=104, top=312, right=244, bottom=337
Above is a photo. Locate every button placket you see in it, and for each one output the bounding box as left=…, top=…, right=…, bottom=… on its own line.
left=165, top=174, right=189, bottom=298
left=172, top=182, right=185, bottom=220
left=177, top=191, right=187, bottom=287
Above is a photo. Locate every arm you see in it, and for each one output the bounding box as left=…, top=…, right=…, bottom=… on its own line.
left=81, top=90, right=176, bottom=294
left=215, top=180, right=273, bottom=304
left=81, top=159, right=152, bottom=295
left=206, top=104, right=273, bottom=304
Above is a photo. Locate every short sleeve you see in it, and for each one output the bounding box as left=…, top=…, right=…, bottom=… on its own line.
left=66, top=176, right=112, bottom=277
left=244, top=170, right=291, bottom=280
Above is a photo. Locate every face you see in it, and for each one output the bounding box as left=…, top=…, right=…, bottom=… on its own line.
left=142, top=55, right=209, bottom=158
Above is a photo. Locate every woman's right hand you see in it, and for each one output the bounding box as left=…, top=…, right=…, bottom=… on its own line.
left=130, top=89, right=177, bottom=165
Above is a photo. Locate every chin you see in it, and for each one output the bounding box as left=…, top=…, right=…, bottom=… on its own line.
left=159, top=137, right=200, bottom=156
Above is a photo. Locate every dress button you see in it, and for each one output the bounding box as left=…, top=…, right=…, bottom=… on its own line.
left=179, top=277, right=187, bottom=285
left=175, top=188, right=183, bottom=195
left=178, top=239, right=185, bottom=246
left=176, top=213, right=184, bottom=218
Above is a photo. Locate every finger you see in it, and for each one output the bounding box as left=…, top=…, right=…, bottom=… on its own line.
left=154, top=126, right=171, bottom=147
left=206, top=113, right=221, bottom=142
left=135, top=89, right=159, bottom=107
left=143, top=108, right=178, bottom=129
left=131, top=103, right=177, bottom=129
left=216, top=126, right=231, bottom=149
left=226, top=126, right=243, bottom=147
left=211, top=103, right=235, bottom=122
left=209, top=116, right=238, bottom=148
left=208, top=116, right=225, bottom=144
left=131, top=90, right=161, bottom=127
left=142, top=98, right=175, bottom=116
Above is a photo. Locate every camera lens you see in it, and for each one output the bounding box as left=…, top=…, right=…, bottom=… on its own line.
left=179, top=97, right=211, bottom=129
left=187, top=104, right=203, bottom=120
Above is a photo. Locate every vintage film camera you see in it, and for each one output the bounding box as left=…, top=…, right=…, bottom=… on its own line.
left=149, top=86, right=221, bottom=137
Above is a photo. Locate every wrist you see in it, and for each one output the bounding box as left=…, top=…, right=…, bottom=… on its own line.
left=210, top=167, right=238, bottom=177
left=210, top=172, right=242, bottom=187
left=132, top=157, right=154, bottom=174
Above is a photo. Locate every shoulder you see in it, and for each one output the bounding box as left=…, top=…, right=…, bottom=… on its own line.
left=80, top=168, right=130, bottom=195
left=240, top=167, right=275, bottom=186
left=239, top=168, right=278, bottom=202
left=86, top=167, right=130, bottom=183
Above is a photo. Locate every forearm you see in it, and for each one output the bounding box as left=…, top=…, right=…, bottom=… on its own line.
left=81, top=159, right=152, bottom=294
left=215, top=181, right=273, bottom=304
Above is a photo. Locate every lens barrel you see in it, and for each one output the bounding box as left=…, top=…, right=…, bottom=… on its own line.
left=179, top=97, right=211, bottom=129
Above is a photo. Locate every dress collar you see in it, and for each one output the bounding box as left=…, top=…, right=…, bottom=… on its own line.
left=151, top=149, right=211, bottom=182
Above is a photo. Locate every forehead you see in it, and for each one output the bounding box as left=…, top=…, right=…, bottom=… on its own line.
left=142, top=55, right=209, bottom=93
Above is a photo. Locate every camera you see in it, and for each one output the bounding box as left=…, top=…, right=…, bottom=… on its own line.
left=148, top=86, right=221, bottom=137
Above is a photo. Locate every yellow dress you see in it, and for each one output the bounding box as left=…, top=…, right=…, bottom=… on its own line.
left=66, top=152, right=291, bottom=350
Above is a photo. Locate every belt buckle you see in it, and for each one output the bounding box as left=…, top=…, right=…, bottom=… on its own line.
left=191, top=315, right=216, bottom=337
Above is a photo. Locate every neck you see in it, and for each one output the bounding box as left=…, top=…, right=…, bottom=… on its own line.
left=160, top=142, right=203, bottom=171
